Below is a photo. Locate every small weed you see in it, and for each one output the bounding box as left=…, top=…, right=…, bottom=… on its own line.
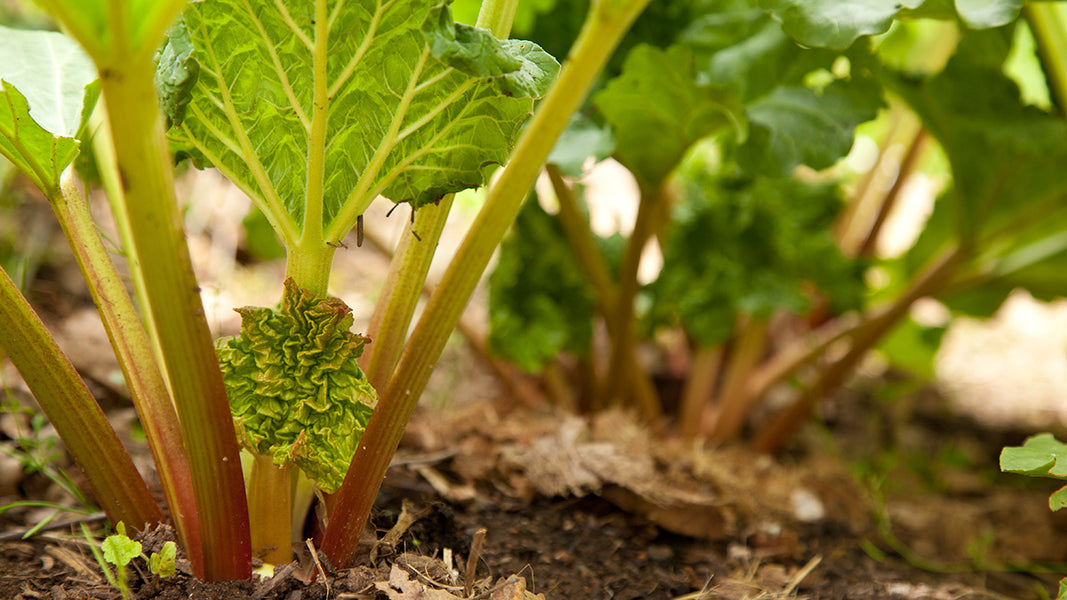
left=0, top=391, right=97, bottom=537
left=83, top=521, right=177, bottom=600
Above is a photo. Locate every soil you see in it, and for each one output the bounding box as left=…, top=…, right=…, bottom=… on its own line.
left=2, top=190, right=1066, bottom=599
left=2, top=384, right=1065, bottom=600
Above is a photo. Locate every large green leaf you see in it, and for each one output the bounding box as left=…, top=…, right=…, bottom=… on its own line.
left=488, top=198, right=596, bottom=372
left=216, top=279, right=376, bottom=492
left=759, top=0, right=1024, bottom=50
left=677, top=2, right=883, bottom=176
left=594, top=44, right=742, bottom=188
left=681, top=1, right=837, bottom=102
left=738, top=76, right=882, bottom=176
left=892, top=29, right=1067, bottom=316
left=167, top=0, right=558, bottom=246
left=0, top=26, right=97, bottom=194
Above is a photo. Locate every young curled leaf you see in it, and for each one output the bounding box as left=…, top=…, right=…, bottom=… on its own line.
left=149, top=541, right=177, bottom=577
left=216, top=279, right=376, bottom=492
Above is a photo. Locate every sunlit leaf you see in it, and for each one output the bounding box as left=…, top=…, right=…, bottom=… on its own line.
left=167, top=0, right=558, bottom=245
left=759, top=0, right=1023, bottom=50
left=0, top=26, right=96, bottom=193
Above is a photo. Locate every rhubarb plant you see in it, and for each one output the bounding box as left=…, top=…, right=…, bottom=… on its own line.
left=485, top=0, right=1067, bottom=451
left=160, top=0, right=558, bottom=563
left=0, top=0, right=651, bottom=581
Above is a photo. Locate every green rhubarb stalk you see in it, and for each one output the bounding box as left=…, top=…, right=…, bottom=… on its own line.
left=51, top=172, right=202, bottom=575
left=546, top=165, right=617, bottom=316
left=0, top=265, right=162, bottom=531
left=89, top=109, right=167, bottom=376
left=678, top=346, right=722, bottom=438
left=98, top=60, right=251, bottom=580
left=837, top=105, right=907, bottom=255
left=547, top=164, right=660, bottom=415
left=247, top=455, right=292, bottom=564
left=1025, top=2, right=1067, bottom=114
left=285, top=0, right=334, bottom=297
left=602, top=184, right=664, bottom=421
left=37, top=0, right=252, bottom=579
left=321, top=0, right=654, bottom=567
left=359, top=0, right=520, bottom=389
left=744, top=312, right=862, bottom=406
left=360, top=196, right=456, bottom=390
left=856, top=128, right=929, bottom=257
left=709, top=317, right=769, bottom=441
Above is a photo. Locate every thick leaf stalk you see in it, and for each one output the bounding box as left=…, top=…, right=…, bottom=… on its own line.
left=99, top=58, right=251, bottom=580
left=602, top=184, right=665, bottom=420
left=361, top=0, right=524, bottom=391
left=0, top=267, right=162, bottom=531
left=360, top=196, right=455, bottom=390
left=52, top=174, right=202, bottom=574
left=321, top=0, right=654, bottom=568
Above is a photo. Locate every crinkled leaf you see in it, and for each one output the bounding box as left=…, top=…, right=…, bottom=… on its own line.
left=168, top=0, right=558, bottom=245
left=650, top=169, right=863, bottom=346
left=1001, top=433, right=1067, bottom=483
left=594, top=44, right=743, bottom=187
left=488, top=199, right=595, bottom=372
left=216, top=278, right=376, bottom=492
left=759, top=0, right=1023, bottom=50
left=154, top=18, right=199, bottom=128
left=0, top=25, right=97, bottom=193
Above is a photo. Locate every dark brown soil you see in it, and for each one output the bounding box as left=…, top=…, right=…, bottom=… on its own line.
left=3, top=390, right=1065, bottom=600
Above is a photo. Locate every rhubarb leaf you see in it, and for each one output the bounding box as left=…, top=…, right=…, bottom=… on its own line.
left=167, top=0, right=558, bottom=247
left=759, top=0, right=1023, bottom=50
left=0, top=25, right=97, bottom=194
left=891, top=30, right=1067, bottom=317
left=738, top=74, right=882, bottom=176
left=676, top=4, right=883, bottom=176
left=892, top=33, right=1067, bottom=244
left=488, top=199, right=595, bottom=372
left=594, top=44, right=743, bottom=188
left=216, top=279, right=376, bottom=492
left=651, top=169, right=862, bottom=346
